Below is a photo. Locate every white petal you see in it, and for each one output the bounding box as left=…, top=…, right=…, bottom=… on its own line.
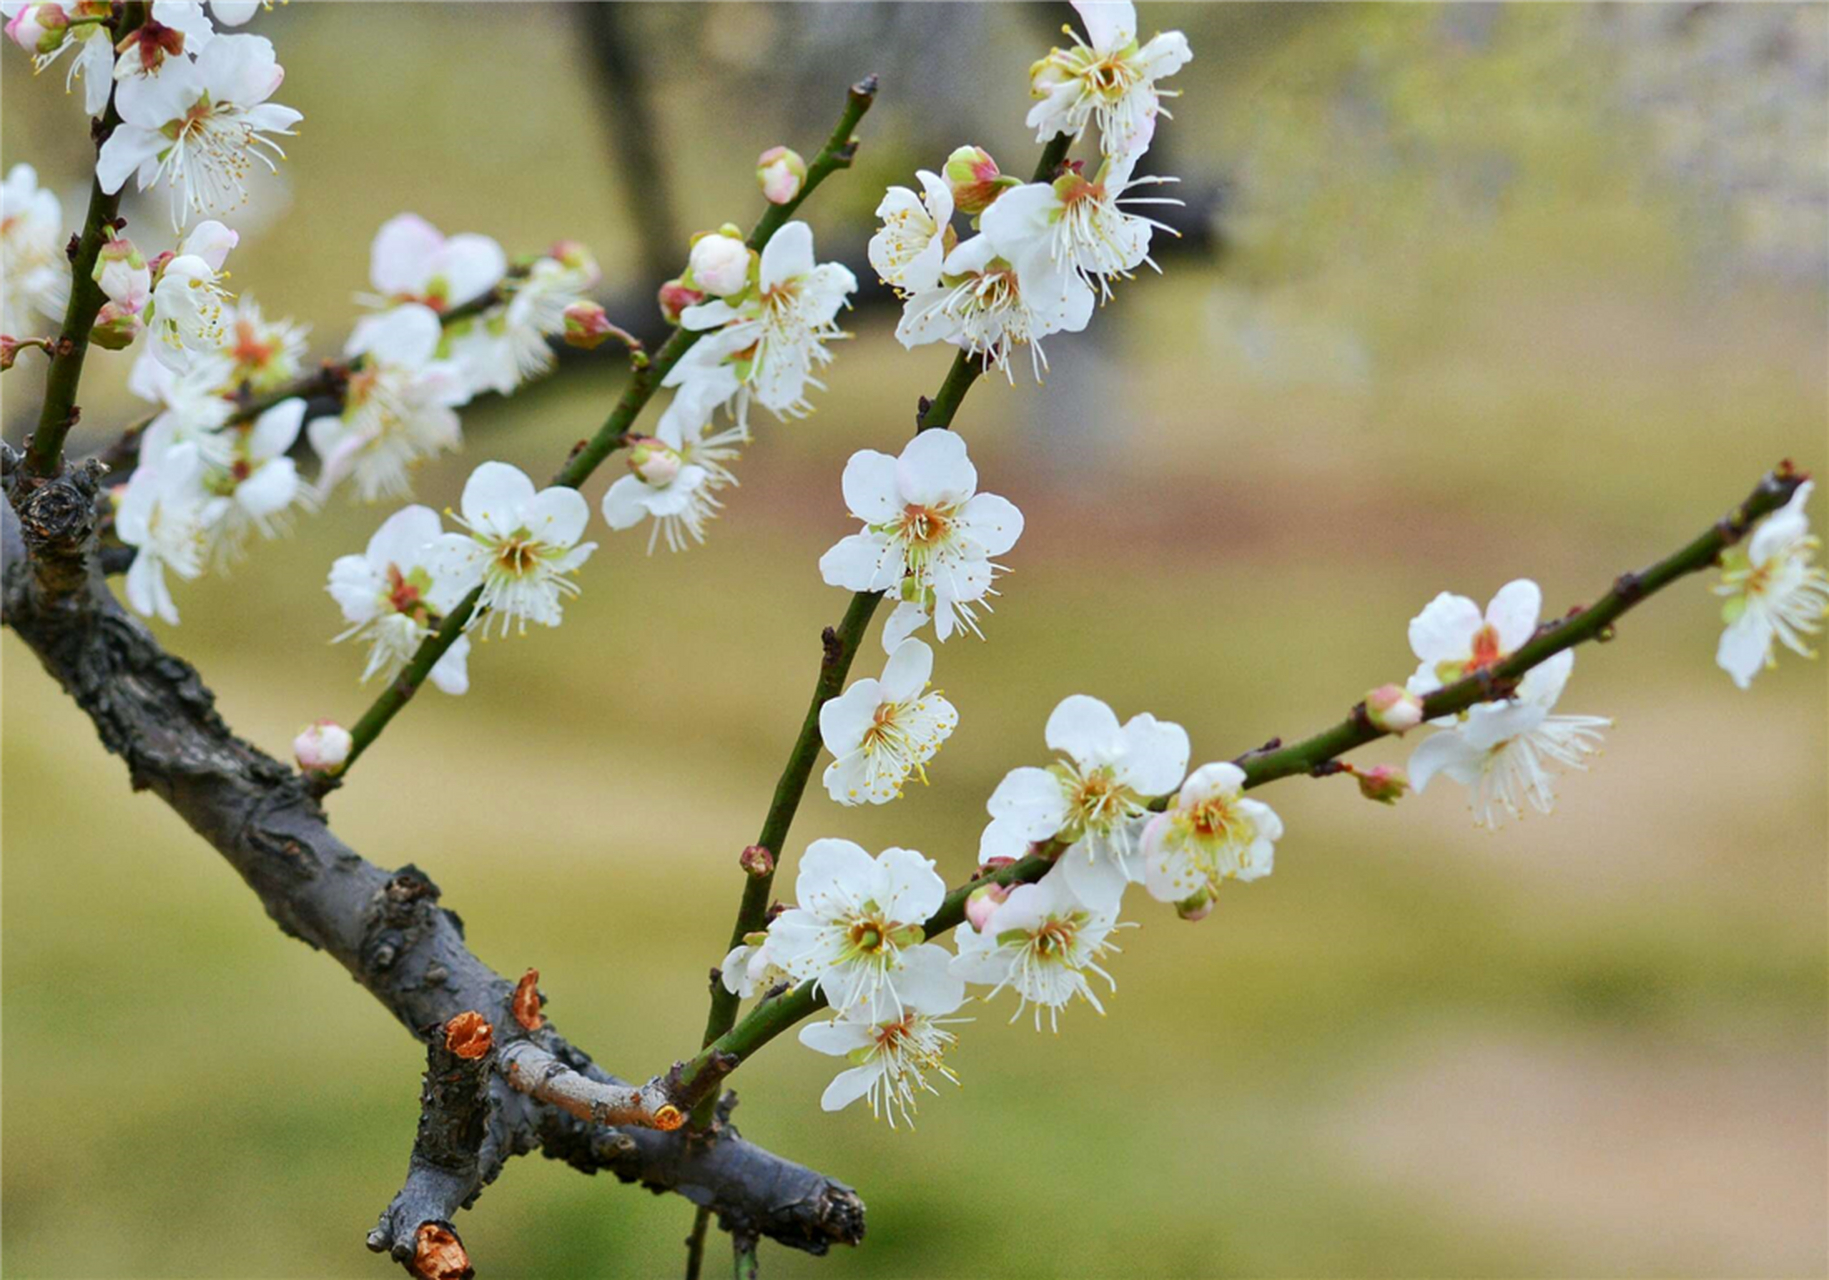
left=1485, top=579, right=1542, bottom=652
left=896, top=430, right=976, bottom=508
left=986, top=766, right=1071, bottom=839
left=1044, top=694, right=1124, bottom=764
left=841, top=449, right=902, bottom=523
left=1408, top=592, right=1483, bottom=662
left=877, top=638, right=933, bottom=703
left=795, top=838, right=876, bottom=918
left=459, top=461, right=537, bottom=537
left=1114, top=713, right=1189, bottom=796
left=1716, top=612, right=1774, bottom=690
left=760, top=220, right=815, bottom=291
left=877, top=846, right=945, bottom=924
left=818, top=679, right=882, bottom=756
left=521, top=485, right=590, bottom=548
left=818, top=532, right=898, bottom=593
left=1408, top=729, right=1483, bottom=792
left=954, top=492, right=1024, bottom=558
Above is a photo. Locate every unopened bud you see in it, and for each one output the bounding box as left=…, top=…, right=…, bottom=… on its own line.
left=0, top=336, right=20, bottom=371
left=1175, top=888, right=1216, bottom=922
left=625, top=436, right=682, bottom=487
left=739, top=844, right=774, bottom=878
left=94, top=237, right=150, bottom=313
left=89, top=303, right=144, bottom=351
left=293, top=720, right=352, bottom=773
left=755, top=145, right=807, bottom=205
left=657, top=276, right=704, bottom=325
left=5, top=4, right=68, bottom=56
left=1354, top=764, right=1410, bottom=805
left=1364, top=684, right=1424, bottom=734
left=548, top=239, right=601, bottom=285
left=964, top=883, right=1010, bottom=933
left=686, top=230, right=751, bottom=298
left=944, top=144, right=1019, bottom=216
left=561, top=301, right=613, bottom=349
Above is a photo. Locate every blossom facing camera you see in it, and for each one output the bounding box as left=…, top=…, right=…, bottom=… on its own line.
left=327, top=504, right=472, bottom=695
left=1027, top=0, right=1193, bottom=159
left=819, top=638, right=958, bottom=806
left=293, top=720, right=352, bottom=773
left=430, top=462, right=597, bottom=638
left=1715, top=480, right=1829, bottom=688
left=756, top=145, right=807, bottom=205
left=1365, top=683, right=1424, bottom=734
left=1139, top=762, right=1281, bottom=914
left=950, top=862, right=1123, bottom=1031
left=686, top=231, right=752, bottom=299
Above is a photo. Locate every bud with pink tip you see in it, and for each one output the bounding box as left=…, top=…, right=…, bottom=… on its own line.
left=5, top=4, right=68, bottom=56
left=0, top=336, right=20, bottom=371
left=1174, top=887, right=1216, bottom=922
left=739, top=844, right=774, bottom=878
left=548, top=239, right=602, bottom=285
left=1353, top=764, right=1410, bottom=805
left=755, top=146, right=807, bottom=205
left=89, top=303, right=144, bottom=351
left=944, top=144, right=1020, bottom=216
left=657, top=277, right=704, bottom=325
left=964, top=882, right=1011, bottom=933
left=625, top=436, right=683, bottom=487
left=562, top=301, right=614, bottom=350
left=1364, top=683, right=1424, bottom=734
left=294, top=720, right=352, bottom=773
left=686, top=229, right=751, bottom=298
left=93, top=238, right=151, bottom=314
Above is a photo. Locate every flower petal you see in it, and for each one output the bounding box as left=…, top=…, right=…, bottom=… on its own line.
left=896, top=429, right=976, bottom=508
left=1484, top=579, right=1542, bottom=652
left=1044, top=694, right=1124, bottom=764
left=841, top=449, right=901, bottom=523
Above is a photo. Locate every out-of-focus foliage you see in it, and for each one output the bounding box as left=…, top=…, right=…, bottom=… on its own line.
left=3, top=4, right=1824, bottom=1277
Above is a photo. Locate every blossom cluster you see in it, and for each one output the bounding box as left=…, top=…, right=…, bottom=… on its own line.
left=868, top=0, right=1190, bottom=380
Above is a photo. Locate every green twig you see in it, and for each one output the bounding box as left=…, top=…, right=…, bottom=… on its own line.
left=670, top=462, right=1809, bottom=1093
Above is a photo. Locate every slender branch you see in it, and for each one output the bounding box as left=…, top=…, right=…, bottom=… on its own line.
left=671, top=462, right=1810, bottom=1094
left=23, top=2, right=147, bottom=477
left=688, top=121, right=1084, bottom=1093
left=500, top=1040, right=702, bottom=1131
left=333, top=76, right=880, bottom=781
left=685, top=1205, right=713, bottom=1280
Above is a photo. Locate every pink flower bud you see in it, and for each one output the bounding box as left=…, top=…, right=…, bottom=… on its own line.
left=548, top=239, right=601, bottom=285
left=657, top=277, right=705, bottom=325
left=944, top=144, right=1019, bottom=215
left=964, top=883, right=1011, bottom=934
left=1175, top=888, right=1216, bottom=922
left=294, top=720, right=352, bottom=773
left=0, top=336, right=20, bottom=371
left=1365, top=684, right=1424, bottom=734
left=625, top=436, right=682, bottom=486
left=755, top=145, right=807, bottom=205
left=561, top=301, right=613, bottom=350
left=739, top=844, right=774, bottom=878
left=1354, top=764, right=1410, bottom=806
left=89, top=303, right=144, bottom=351
left=686, top=232, right=750, bottom=298
left=6, top=4, right=68, bottom=56
left=93, top=238, right=150, bottom=313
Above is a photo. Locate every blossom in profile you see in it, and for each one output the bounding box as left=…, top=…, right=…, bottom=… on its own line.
left=115, top=438, right=209, bottom=624
left=1715, top=480, right=1829, bottom=688
left=1409, top=650, right=1609, bottom=829
left=798, top=947, right=966, bottom=1127
left=6, top=1, right=116, bottom=117
left=820, top=639, right=958, bottom=806
left=892, top=231, right=1092, bottom=381
left=327, top=504, right=471, bottom=695
left=867, top=170, right=953, bottom=295
left=1, top=164, right=71, bottom=333
left=817, top=429, right=1023, bottom=650
left=196, top=396, right=306, bottom=569
left=429, top=461, right=596, bottom=638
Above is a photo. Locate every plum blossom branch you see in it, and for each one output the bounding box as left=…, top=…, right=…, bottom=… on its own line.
left=670, top=462, right=1811, bottom=1094
left=320, top=76, right=881, bottom=786
left=22, top=1, right=146, bottom=478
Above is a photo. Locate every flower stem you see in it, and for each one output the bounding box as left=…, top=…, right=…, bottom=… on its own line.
left=670, top=462, right=1809, bottom=1091
left=325, top=75, right=879, bottom=786
left=23, top=2, right=148, bottom=478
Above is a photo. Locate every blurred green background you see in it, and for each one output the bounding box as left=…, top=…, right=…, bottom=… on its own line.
left=4, top=3, right=1826, bottom=1277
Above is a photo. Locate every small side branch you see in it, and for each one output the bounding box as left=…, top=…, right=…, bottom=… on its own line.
left=367, top=1013, right=500, bottom=1279
left=501, top=1040, right=706, bottom=1131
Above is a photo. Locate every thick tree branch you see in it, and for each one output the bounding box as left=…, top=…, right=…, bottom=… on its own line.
left=0, top=482, right=865, bottom=1265
left=671, top=462, right=1811, bottom=1096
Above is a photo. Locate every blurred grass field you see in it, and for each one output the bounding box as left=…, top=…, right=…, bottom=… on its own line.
left=3, top=4, right=1826, bottom=1277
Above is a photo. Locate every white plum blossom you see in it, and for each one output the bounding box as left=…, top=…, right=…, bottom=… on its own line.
left=1715, top=481, right=1829, bottom=688
left=447, top=246, right=600, bottom=397
left=893, top=232, right=1093, bottom=381
left=950, top=861, right=1122, bottom=1031
left=979, top=141, right=1178, bottom=301
left=1406, top=578, right=1542, bottom=716
left=817, top=429, right=1024, bottom=650
left=115, top=438, right=207, bottom=624
left=94, top=236, right=152, bottom=315
left=359, top=213, right=506, bottom=315
left=979, top=694, right=1189, bottom=910
left=719, top=930, right=791, bottom=1001
left=1409, top=650, right=1610, bottom=829
left=96, top=33, right=301, bottom=231
left=195, top=396, right=305, bottom=569
left=1140, top=762, right=1282, bottom=920
left=599, top=393, right=744, bottom=553
left=819, top=639, right=958, bottom=806
left=2, top=163, right=71, bottom=334
left=798, top=948, right=967, bottom=1127
left=6, top=1, right=115, bottom=116
left=1027, top=0, right=1192, bottom=159
left=113, top=2, right=215, bottom=81
left=666, top=220, right=856, bottom=429
left=765, top=839, right=962, bottom=1018
left=222, top=293, right=308, bottom=393
left=146, top=218, right=238, bottom=371
left=128, top=347, right=235, bottom=446
left=308, top=304, right=466, bottom=502
left=327, top=504, right=472, bottom=695
left=867, top=170, right=953, bottom=295
left=429, top=461, right=596, bottom=638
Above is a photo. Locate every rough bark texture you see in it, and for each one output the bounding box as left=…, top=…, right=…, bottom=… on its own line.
left=1, top=467, right=865, bottom=1265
